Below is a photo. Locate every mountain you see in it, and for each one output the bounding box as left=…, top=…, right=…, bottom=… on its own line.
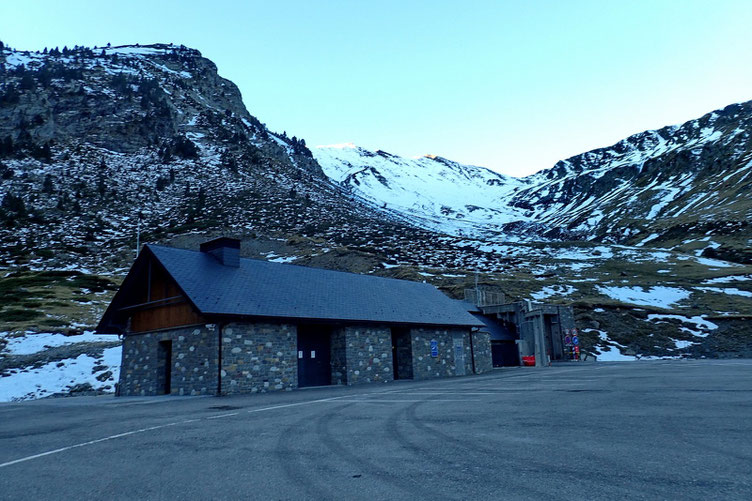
left=0, top=43, right=463, bottom=273
left=0, top=42, right=751, bottom=400
left=314, top=105, right=752, bottom=262
left=313, top=144, right=530, bottom=238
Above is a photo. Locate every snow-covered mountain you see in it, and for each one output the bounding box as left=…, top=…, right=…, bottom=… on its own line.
left=314, top=144, right=531, bottom=237
left=315, top=103, right=752, bottom=260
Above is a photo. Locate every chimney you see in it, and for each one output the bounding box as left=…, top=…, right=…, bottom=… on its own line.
left=200, top=237, right=240, bottom=267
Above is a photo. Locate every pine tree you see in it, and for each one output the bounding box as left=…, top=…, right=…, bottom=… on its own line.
left=97, top=173, right=106, bottom=197
left=42, top=174, right=54, bottom=194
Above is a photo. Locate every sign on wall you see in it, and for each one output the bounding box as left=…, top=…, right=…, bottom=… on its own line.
left=430, top=339, right=439, bottom=357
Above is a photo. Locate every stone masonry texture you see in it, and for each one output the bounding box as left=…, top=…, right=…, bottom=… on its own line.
left=220, top=322, right=297, bottom=394
left=119, top=322, right=491, bottom=397
left=410, top=327, right=474, bottom=380
left=119, top=324, right=218, bottom=396
left=471, top=331, right=493, bottom=374
left=336, top=325, right=394, bottom=385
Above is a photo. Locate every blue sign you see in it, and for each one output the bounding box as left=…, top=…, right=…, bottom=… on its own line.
left=430, top=339, right=439, bottom=357
left=572, top=335, right=579, bottom=346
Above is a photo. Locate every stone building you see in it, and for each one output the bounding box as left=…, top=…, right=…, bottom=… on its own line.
left=459, top=286, right=576, bottom=367
left=97, top=238, right=491, bottom=396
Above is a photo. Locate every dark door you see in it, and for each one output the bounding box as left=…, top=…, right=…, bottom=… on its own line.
left=491, top=340, right=519, bottom=367
left=157, top=340, right=172, bottom=394
left=391, top=328, right=413, bottom=380
left=297, top=326, right=331, bottom=387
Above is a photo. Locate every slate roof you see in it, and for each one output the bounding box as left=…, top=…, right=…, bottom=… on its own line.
left=130, top=244, right=483, bottom=327
left=454, top=300, right=518, bottom=340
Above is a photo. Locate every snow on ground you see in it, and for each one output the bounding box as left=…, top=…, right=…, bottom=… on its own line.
left=646, top=314, right=718, bottom=337
left=583, top=329, right=638, bottom=361
left=264, top=253, right=299, bottom=264
left=531, top=285, right=576, bottom=300
left=313, top=143, right=529, bottom=237
left=635, top=233, right=660, bottom=247
left=696, top=286, right=752, bottom=298
left=672, top=339, right=696, bottom=349
left=1, top=331, right=119, bottom=356
left=596, top=285, right=691, bottom=308
left=691, top=256, right=739, bottom=268
left=705, top=275, right=752, bottom=284
left=0, top=347, right=121, bottom=402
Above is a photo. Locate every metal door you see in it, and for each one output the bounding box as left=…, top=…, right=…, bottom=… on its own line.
left=297, top=327, right=331, bottom=387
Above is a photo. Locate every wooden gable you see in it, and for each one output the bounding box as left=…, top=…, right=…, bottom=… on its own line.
left=97, top=249, right=205, bottom=334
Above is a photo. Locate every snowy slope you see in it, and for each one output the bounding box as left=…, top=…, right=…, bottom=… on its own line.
left=315, top=101, right=752, bottom=254
left=314, top=144, right=531, bottom=236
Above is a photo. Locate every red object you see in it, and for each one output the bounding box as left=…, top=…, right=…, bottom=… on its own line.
left=522, top=356, right=536, bottom=366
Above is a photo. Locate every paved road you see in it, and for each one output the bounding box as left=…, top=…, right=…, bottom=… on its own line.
left=1, top=360, right=751, bottom=500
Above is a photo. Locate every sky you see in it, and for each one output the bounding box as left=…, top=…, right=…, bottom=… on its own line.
left=2, top=1, right=752, bottom=177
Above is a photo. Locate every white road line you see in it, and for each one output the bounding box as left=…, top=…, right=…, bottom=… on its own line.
left=0, top=394, right=360, bottom=469
left=245, top=394, right=363, bottom=414
left=0, top=422, right=183, bottom=469
left=346, top=399, right=479, bottom=403
left=206, top=412, right=239, bottom=419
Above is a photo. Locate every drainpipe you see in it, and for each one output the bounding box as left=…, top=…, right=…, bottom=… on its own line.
left=469, top=328, right=477, bottom=374
left=217, top=323, right=224, bottom=396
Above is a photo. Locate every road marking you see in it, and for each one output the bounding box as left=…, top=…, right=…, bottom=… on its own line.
left=391, top=391, right=496, bottom=395
left=346, top=399, right=479, bottom=403
left=0, top=394, right=359, bottom=469
left=0, top=422, right=183, bottom=469
left=206, top=412, right=239, bottom=419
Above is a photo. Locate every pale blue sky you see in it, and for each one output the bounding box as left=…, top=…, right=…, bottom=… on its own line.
left=2, top=1, right=751, bottom=176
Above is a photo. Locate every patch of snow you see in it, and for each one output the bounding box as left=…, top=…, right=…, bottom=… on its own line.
left=2, top=331, right=120, bottom=356
left=264, top=253, right=298, bottom=264
left=531, top=285, right=576, bottom=300
left=596, top=285, right=690, bottom=308
left=693, top=256, right=738, bottom=268
left=583, top=329, right=638, bottom=361
left=0, top=347, right=121, bottom=402
left=696, top=287, right=752, bottom=298
left=646, top=314, right=718, bottom=332
left=672, top=339, right=695, bottom=349
left=635, top=233, right=660, bottom=247
left=705, top=275, right=751, bottom=284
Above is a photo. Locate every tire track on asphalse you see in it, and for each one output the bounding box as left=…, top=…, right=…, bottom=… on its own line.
left=661, top=413, right=752, bottom=464
left=386, top=400, right=552, bottom=500
left=405, top=395, right=730, bottom=499
left=401, top=396, right=640, bottom=498
left=274, top=408, right=336, bottom=500
left=315, top=402, right=441, bottom=500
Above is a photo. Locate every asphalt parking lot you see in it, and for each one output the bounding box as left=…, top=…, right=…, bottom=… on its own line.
left=1, top=360, right=751, bottom=500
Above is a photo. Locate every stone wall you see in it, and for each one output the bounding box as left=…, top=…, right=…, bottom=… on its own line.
left=119, top=324, right=218, bottom=396
left=119, top=321, right=486, bottom=397
left=330, top=327, right=348, bottom=385
left=409, top=327, right=474, bottom=380
left=341, top=325, right=394, bottom=385
left=220, top=322, right=297, bottom=394
left=471, top=331, right=493, bottom=374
